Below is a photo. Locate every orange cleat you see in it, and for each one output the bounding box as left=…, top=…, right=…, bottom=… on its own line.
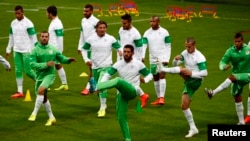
left=11, top=92, right=24, bottom=98
left=81, top=88, right=90, bottom=95
left=158, top=97, right=165, bottom=105
left=151, top=97, right=164, bottom=105
left=140, top=94, right=149, bottom=108
left=150, top=98, right=159, bottom=105
left=244, top=115, right=250, bottom=123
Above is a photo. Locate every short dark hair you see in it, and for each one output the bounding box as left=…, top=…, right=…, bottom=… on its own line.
left=47, top=5, right=57, bottom=16
left=234, top=32, right=243, bottom=40
left=121, top=13, right=132, bottom=22
left=40, top=31, right=49, bottom=35
left=186, top=37, right=196, bottom=45
left=96, top=21, right=107, bottom=28
left=124, top=44, right=134, bottom=53
left=15, top=5, right=23, bottom=11
left=85, top=4, right=93, bottom=11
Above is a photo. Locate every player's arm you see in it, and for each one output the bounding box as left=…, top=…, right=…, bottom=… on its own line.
left=81, top=42, right=91, bottom=67
left=27, top=27, right=38, bottom=47
left=164, top=35, right=171, bottom=65
left=142, top=37, right=148, bottom=62
left=30, top=49, right=48, bottom=70
left=77, top=26, right=84, bottom=54
left=172, top=55, right=183, bottom=66
left=139, top=67, right=153, bottom=83
left=6, top=27, right=14, bottom=57
left=190, top=61, right=208, bottom=78
left=219, top=49, right=231, bottom=71
left=55, top=28, right=64, bottom=52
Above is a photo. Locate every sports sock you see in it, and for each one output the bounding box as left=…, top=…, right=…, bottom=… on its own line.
left=154, top=81, right=160, bottom=98
left=57, top=67, right=67, bottom=85
left=16, top=78, right=23, bottom=93
left=161, top=66, right=180, bottom=74
left=183, top=108, right=196, bottom=129
left=31, top=95, right=44, bottom=115
left=100, top=98, right=107, bottom=110
left=138, top=87, right=144, bottom=96
left=44, top=99, right=55, bottom=119
left=159, top=79, right=166, bottom=98
left=213, top=78, right=231, bottom=95
left=86, top=82, right=90, bottom=89
left=235, top=102, right=244, bottom=124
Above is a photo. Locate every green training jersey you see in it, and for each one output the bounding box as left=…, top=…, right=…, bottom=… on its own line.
left=30, top=43, right=70, bottom=81
left=220, top=43, right=250, bottom=73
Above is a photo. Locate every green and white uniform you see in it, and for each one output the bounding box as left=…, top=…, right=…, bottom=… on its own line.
left=219, top=43, right=250, bottom=95
left=82, top=33, right=121, bottom=99
left=77, top=14, right=99, bottom=51
left=48, top=17, right=64, bottom=53
left=143, top=26, right=171, bottom=74
left=98, top=58, right=152, bottom=141
left=118, top=26, right=143, bottom=61
left=6, top=16, right=37, bottom=93
left=30, top=43, right=71, bottom=95
left=175, top=49, right=207, bottom=98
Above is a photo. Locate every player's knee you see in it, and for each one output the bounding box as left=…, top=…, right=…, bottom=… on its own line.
left=228, top=75, right=236, bottom=82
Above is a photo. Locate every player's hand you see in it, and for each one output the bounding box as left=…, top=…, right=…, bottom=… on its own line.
left=47, top=61, right=55, bottom=67
left=140, top=77, right=145, bottom=83
left=78, top=50, right=82, bottom=55
left=69, top=58, right=76, bottom=63
left=224, top=64, right=231, bottom=70
left=180, top=68, right=192, bottom=77
left=174, top=55, right=182, bottom=61
left=162, top=62, right=168, bottom=66
left=6, top=53, right=10, bottom=58
left=86, top=61, right=92, bottom=67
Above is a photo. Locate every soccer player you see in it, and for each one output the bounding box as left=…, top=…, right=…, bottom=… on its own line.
left=28, top=31, right=76, bottom=126
left=157, top=37, right=207, bottom=138
left=97, top=44, right=153, bottom=141
left=0, top=55, right=11, bottom=71
left=81, top=21, right=122, bottom=117
left=142, top=16, right=171, bottom=105
left=77, top=4, right=99, bottom=95
left=46, top=5, right=68, bottom=91
left=118, top=13, right=149, bottom=108
left=205, top=32, right=250, bottom=125
left=6, top=5, right=37, bottom=98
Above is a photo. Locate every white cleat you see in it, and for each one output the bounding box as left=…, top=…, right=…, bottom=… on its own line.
left=204, top=88, right=213, bottom=99
left=185, top=127, right=199, bottom=138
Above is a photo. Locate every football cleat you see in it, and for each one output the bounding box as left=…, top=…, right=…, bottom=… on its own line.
left=141, top=94, right=149, bottom=108
left=11, top=92, right=24, bottom=98
left=150, top=99, right=159, bottom=105
left=185, top=127, right=199, bottom=138
left=81, top=88, right=90, bottom=95
left=97, top=109, right=106, bottom=118
left=45, top=118, right=56, bottom=126
left=244, top=115, right=250, bottom=123
left=54, top=85, right=68, bottom=91
left=28, top=114, right=36, bottom=121
left=158, top=97, right=165, bottom=105
left=204, top=88, right=213, bottom=99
